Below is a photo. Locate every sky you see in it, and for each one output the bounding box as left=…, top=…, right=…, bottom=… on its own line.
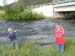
left=0, top=0, right=18, bottom=6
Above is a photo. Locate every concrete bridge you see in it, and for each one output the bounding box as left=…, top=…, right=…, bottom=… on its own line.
left=33, top=0, right=75, bottom=18
left=54, top=1, right=75, bottom=12
left=54, top=0, right=75, bottom=18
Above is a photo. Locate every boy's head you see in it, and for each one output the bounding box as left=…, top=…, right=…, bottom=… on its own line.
left=8, top=28, right=13, bottom=32
left=55, top=23, right=61, bottom=29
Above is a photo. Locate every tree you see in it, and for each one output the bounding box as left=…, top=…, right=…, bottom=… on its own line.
left=3, top=0, right=26, bottom=20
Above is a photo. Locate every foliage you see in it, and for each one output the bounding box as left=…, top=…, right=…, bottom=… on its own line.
left=1, top=0, right=45, bottom=21
left=0, top=39, right=75, bottom=56
left=19, top=9, right=32, bottom=21
left=65, top=39, right=75, bottom=50
left=2, top=0, right=25, bottom=21
left=32, top=12, right=44, bottom=20
left=19, top=9, right=44, bottom=21
left=64, top=39, right=75, bottom=56
left=0, top=40, right=42, bottom=56
left=1, top=9, right=44, bottom=21
left=0, top=14, right=3, bottom=19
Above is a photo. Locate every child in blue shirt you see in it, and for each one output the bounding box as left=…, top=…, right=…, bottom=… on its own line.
left=8, top=28, right=18, bottom=49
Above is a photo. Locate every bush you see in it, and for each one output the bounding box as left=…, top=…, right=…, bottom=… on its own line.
left=19, top=9, right=32, bottom=21
left=0, top=13, right=5, bottom=20
left=3, top=13, right=19, bottom=21
left=0, top=10, right=19, bottom=21
left=19, top=9, right=44, bottom=21
left=2, top=9, right=45, bottom=21
left=0, top=14, right=2, bottom=19
left=32, top=13, right=44, bottom=20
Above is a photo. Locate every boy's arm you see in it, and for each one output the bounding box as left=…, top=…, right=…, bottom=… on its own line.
left=61, top=27, right=65, bottom=35
left=14, top=30, right=18, bottom=32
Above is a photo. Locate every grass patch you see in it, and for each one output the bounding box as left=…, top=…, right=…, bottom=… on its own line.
left=0, top=39, right=75, bottom=56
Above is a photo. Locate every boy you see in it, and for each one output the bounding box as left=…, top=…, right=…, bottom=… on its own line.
left=8, top=28, right=18, bottom=49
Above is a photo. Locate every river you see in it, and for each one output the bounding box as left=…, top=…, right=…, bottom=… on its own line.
left=0, top=19, right=75, bottom=47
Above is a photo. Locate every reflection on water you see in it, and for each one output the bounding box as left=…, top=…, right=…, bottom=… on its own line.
left=0, top=19, right=75, bottom=46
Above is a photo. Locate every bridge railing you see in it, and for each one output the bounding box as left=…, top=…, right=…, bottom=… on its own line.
left=53, top=0, right=75, bottom=4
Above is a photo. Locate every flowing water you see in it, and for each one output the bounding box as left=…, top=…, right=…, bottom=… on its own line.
left=0, top=19, right=75, bottom=47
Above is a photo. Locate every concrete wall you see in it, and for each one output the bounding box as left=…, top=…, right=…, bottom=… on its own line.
left=32, top=5, right=53, bottom=17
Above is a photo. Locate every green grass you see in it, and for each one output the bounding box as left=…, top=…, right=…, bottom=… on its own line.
left=0, top=39, right=75, bottom=56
